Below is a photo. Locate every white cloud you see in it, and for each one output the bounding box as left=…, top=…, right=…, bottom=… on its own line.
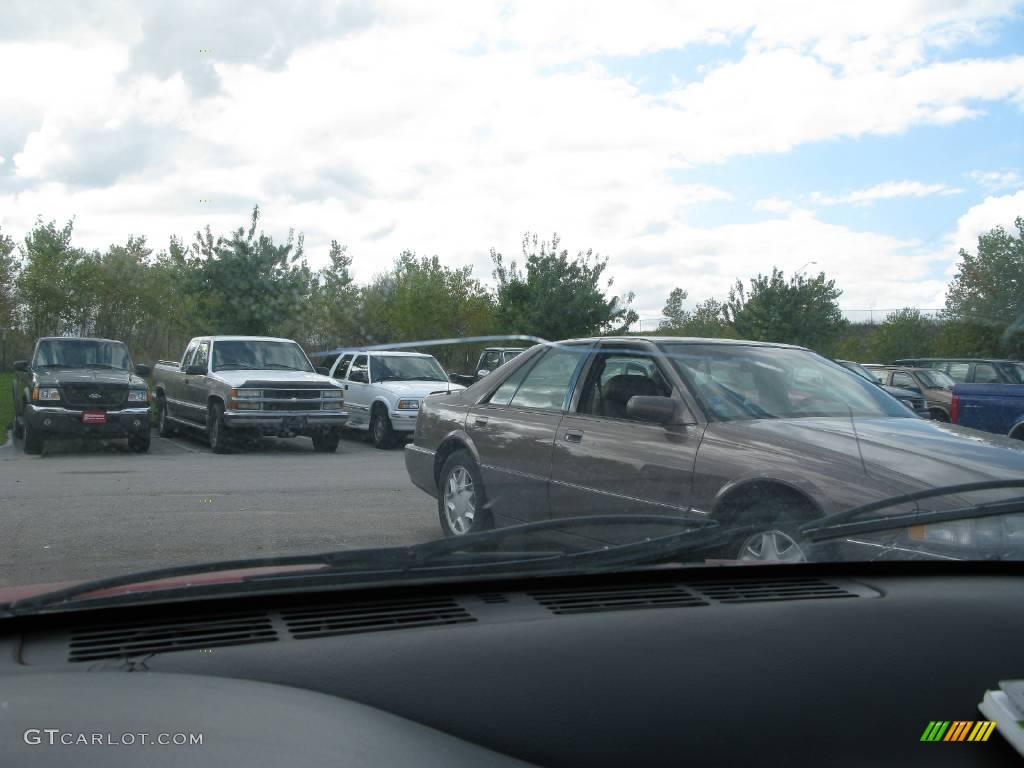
left=950, top=190, right=1024, bottom=253
left=1, top=0, right=1023, bottom=319
left=754, top=197, right=795, bottom=213
left=969, top=170, right=1024, bottom=191
left=813, top=180, right=964, bottom=206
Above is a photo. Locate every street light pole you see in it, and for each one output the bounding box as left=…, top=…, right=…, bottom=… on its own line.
left=795, top=260, right=818, bottom=274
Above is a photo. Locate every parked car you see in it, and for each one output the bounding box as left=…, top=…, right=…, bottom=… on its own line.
left=327, top=350, right=464, bottom=448
left=835, top=359, right=930, bottom=417
left=449, top=347, right=527, bottom=387
left=863, top=365, right=955, bottom=421
left=892, top=357, right=1024, bottom=384
left=11, top=337, right=153, bottom=455
left=152, top=336, right=346, bottom=453
left=950, top=382, right=1024, bottom=440
left=405, top=337, right=1024, bottom=560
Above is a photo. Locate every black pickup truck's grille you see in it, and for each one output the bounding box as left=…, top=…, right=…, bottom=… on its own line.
left=262, top=389, right=321, bottom=400
left=62, top=384, right=127, bottom=408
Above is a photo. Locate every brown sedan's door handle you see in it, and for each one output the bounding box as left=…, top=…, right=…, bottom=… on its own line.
left=474, top=416, right=489, bottom=427
left=564, top=429, right=584, bottom=443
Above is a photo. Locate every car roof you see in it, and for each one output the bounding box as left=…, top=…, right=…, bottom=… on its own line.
left=485, top=347, right=527, bottom=352
left=895, top=357, right=1019, bottom=363
left=37, top=336, right=125, bottom=344
left=558, top=336, right=807, bottom=350
left=202, top=336, right=297, bottom=343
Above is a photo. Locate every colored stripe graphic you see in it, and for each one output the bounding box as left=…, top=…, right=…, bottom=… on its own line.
left=945, top=721, right=971, bottom=741
left=921, top=721, right=950, bottom=741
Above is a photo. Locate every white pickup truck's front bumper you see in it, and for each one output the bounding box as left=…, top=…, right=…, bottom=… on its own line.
left=222, top=410, right=349, bottom=429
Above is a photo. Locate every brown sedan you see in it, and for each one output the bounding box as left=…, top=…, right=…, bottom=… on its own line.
left=405, top=337, right=1024, bottom=561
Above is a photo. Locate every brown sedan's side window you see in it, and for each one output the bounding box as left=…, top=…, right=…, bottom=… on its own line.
left=578, top=352, right=671, bottom=419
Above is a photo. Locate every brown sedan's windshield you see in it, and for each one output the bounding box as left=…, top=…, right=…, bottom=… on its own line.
left=660, top=344, right=910, bottom=421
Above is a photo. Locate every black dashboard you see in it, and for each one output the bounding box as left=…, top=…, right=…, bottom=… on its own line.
left=2, top=562, right=1022, bottom=767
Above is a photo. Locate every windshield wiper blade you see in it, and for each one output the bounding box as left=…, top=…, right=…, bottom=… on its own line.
left=261, top=363, right=307, bottom=371
left=800, top=479, right=1024, bottom=542
left=4, top=515, right=721, bottom=615
left=214, top=364, right=258, bottom=370
left=84, top=363, right=121, bottom=369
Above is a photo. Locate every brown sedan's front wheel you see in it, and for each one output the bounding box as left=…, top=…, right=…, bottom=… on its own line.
left=437, top=451, right=493, bottom=537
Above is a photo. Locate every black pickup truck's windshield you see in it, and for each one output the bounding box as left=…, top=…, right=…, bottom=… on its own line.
left=662, top=344, right=909, bottom=421
left=372, top=355, right=448, bottom=382
left=212, top=341, right=314, bottom=373
left=33, top=340, right=132, bottom=370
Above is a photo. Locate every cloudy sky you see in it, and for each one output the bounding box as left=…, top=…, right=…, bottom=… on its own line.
left=2, top=0, right=1023, bottom=323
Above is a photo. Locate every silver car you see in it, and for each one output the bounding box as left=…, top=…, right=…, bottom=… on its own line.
left=405, top=337, right=1024, bottom=560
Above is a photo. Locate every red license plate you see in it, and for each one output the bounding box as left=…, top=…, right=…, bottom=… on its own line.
left=82, top=411, right=107, bottom=425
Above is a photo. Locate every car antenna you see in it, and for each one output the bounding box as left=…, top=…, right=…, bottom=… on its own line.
left=848, top=406, right=869, bottom=477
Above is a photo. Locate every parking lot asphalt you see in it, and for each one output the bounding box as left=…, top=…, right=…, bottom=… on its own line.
left=0, top=429, right=440, bottom=588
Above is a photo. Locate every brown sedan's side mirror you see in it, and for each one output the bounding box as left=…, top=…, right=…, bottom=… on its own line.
left=627, top=396, right=696, bottom=426
left=13, top=360, right=28, bottom=372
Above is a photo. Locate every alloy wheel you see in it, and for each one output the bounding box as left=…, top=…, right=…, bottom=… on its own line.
left=444, top=466, right=476, bottom=535
left=737, top=529, right=806, bottom=562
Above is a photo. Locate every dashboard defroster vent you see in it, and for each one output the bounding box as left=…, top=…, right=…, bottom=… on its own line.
left=68, top=612, right=277, bottom=662
left=528, top=583, right=707, bottom=615
left=693, top=578, right=860, bottom=604
left=282, top=597, right=475, bottom=639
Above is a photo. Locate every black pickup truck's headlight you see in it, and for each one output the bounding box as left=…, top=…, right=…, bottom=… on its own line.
left=126, top=389, right=149, bottom=402
left=32, top=387, right=60, bottom=401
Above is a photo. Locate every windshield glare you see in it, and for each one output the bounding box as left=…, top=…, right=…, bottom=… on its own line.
left=661, top=344, right=910, bottom=421
left=211, top=340, right=313, bottom=372
left=34, top=340, right=132, bottom=370
left=918, top=370, right=956, bottom=389
left=372, top=355, right=448, bottom=382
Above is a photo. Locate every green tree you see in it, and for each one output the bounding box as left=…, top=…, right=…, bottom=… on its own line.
left=944, top=217, right=1024, bottom=357
left=867, top=308, right=941, bottom=362
left=15, top=218, right=90, bottom=337
left=189, top=205, right=314, bottom=336
left=308, top=240, right=360, bottom=348
left=659, top=287, right=689, bottom=329
left=360, top=251, right=495, bottom=367
left=0, top=226, right=17, bottom=330
left=491, top=233, right=637, bottom=340
left=724, top=267, right=847, bottom=352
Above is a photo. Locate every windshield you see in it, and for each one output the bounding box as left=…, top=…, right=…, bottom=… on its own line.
left=999, top=363, right=1024, bottom=384
left=661, top=344, right=909, bottom=420
left=33, top=339, right=132, bottom=370
left=917, top=370, right=956, bottom=389
left=838, top=361, right=875, bottom=382
left=371, top=355, right=448, bottom=382
left=4, top=3, right=1024, bottom=615
left=211, top=340, right=314, bottom=373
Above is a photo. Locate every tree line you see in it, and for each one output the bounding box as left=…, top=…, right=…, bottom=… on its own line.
left=0, top=207, right=1021, bottom=370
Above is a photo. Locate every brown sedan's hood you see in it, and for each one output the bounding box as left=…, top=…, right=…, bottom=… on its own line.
left=703, top=416, right=1024, bottom=514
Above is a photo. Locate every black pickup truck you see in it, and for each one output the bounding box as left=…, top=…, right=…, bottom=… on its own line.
left=12, top=337, right=152, bottom=454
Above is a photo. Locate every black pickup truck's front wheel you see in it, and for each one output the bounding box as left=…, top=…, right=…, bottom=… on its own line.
left=208, top=402, right=231, bottom=454
left=22, top=418, right=43, bottom=455
left=128, top=431, right=151, bottom=453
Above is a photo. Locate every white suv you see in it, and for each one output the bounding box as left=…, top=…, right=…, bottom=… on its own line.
left=328, top=350, right=464, bottom=448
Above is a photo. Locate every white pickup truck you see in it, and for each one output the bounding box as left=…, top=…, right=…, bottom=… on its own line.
left=152, top=336, right=347, bottom=453
left=326, top=350, right=463, bottom=448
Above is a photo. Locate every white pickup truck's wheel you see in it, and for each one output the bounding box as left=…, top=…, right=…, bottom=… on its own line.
left=208, top=402, right=231, bottom=454
left=370, top=406, right=395, bottom=449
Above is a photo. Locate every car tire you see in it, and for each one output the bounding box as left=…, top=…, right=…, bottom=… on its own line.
left=22, top=418, right=43, bottom=455
left=312, top=429, right=341, bottom=453
left=370, top=406, right=395, bottom=449
left=157, top=396, right=176, bottom=437
left=931, top=409, right=950, bottom=423
left=438, top=451, right=493, bottom=537
left=208, top=402, right=231, bottom=454
left=128, top=431, right=151, bottom=453
left=716, top=488, right=817, bottom=562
